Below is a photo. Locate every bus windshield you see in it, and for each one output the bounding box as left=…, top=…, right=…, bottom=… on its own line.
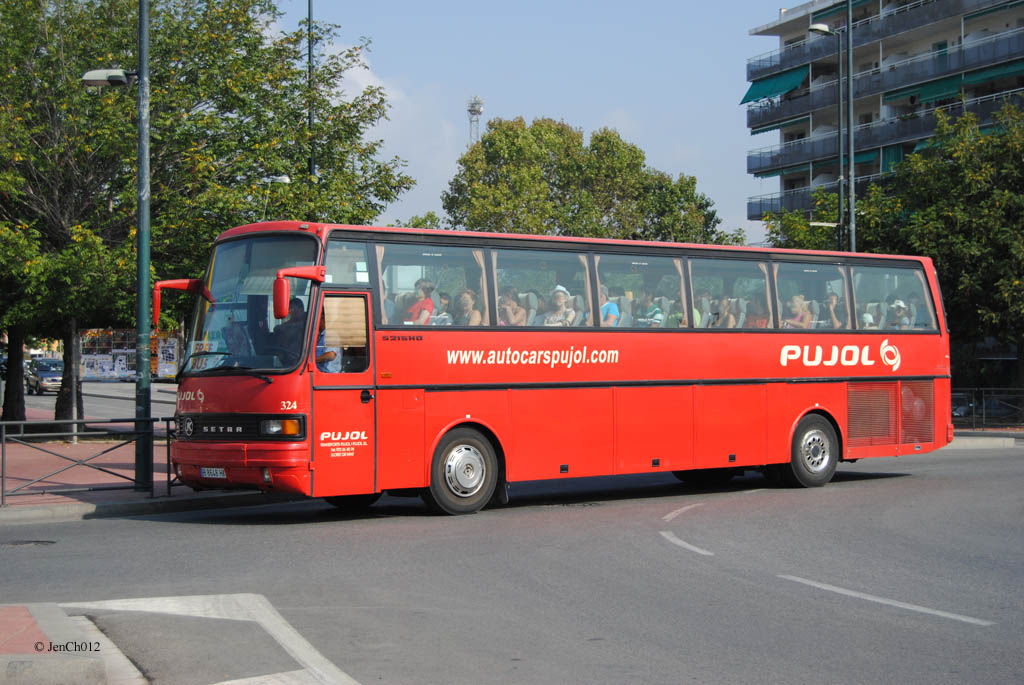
left=181, top=234, right=319, bottom=375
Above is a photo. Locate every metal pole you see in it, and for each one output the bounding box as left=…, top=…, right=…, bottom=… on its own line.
left=308, top=0, right=316, bottom=179
left=135, top=0, right=153, bottom=490
left=847, top=0, right=856, bottom=251
left=836, top=31, right=845, bottom=251
left=71, top=319, right=78, bottom=446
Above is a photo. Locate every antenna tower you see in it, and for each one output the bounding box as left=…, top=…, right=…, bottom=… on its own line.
left=467, top=96, right=484, bottom=145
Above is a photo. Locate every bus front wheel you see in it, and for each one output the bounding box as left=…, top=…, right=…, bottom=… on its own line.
left=423, top=428, right=498, bottom=515
left=780, top=414, right=838, bottom=488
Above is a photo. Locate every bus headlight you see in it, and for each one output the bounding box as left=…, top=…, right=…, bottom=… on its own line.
left=259, top=419, right=302, bottom=437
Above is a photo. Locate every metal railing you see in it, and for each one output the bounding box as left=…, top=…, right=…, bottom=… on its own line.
left=747, top=173, right=885, bottom=219
left=951, top=388, right=1024, bottom=429
left=747, top=26, right=1024, bottom=128
left=747, top=0, right=1005, bottom=80
left=747, top=88, right=1024, bottom=174
left=0, top=416, right=177, bottom=506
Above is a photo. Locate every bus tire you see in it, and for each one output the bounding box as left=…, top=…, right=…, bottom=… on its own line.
left=784, top=414, right=838, bottom=488
left=324, top=493, right=381, bottom=512
left=423, top=428, right=498, bottom=515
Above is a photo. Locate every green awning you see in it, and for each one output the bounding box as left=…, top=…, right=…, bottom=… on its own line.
left=751, top=116, right=810, bottom=135
left=811, top=0, right=871, bottom=21
left=884, top=75, right=961, bottom=103
left=912, top=138, right=934, bottom=152
left=963, top=59, right=1024, bottom=85
left=965, top=0, right=1024, bottom=21
left=755, top=163, right=810, bottom=178
left=882, top=144, right=904, bottom=173
left=741, top=66, right=809, bottom=104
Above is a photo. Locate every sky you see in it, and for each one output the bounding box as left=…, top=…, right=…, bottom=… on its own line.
left=278, top=0, right=786, bottom=243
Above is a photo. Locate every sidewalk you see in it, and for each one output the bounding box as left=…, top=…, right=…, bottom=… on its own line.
left=1, top=435, right=297, bottom=526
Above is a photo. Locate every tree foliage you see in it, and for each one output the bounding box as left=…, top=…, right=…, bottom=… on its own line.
left=0, top=0, right=412, bottom=419
left=857, top=104, right=1024, bottom=381
left=763, top=189, right=842, bottom=251
left=764, top=104, right=1024, bottom=383
left=442, top=118, right=742, bottom=244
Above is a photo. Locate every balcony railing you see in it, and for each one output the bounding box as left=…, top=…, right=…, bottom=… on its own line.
left=747, top=88, right=1024, bottom=174
left=747, top=0, right=1006, bottom=81
left=747, top=174, right=883, bottom=220
left=748, top=26, right=1024, bottom=128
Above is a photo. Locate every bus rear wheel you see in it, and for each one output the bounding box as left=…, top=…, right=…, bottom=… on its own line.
left=779, top=414, right=838, bottom=488
left=423, top=428, right=498, bottom=515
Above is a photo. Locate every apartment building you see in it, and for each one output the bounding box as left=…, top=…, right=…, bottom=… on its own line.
left=744, top=0, right=1024, bottom=220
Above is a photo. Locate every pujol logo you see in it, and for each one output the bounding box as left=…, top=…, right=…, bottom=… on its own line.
left=177, top=388, right=205, bottom=403
left=780, top=339, right=901, bottom=372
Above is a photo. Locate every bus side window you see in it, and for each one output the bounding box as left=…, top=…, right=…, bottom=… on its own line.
left=689, top=258, right=772, bottom=329
left=774, top=262, right=848, bottom=330
left=594, top=254, right=686, bottom=328
left=850, top=264, right=937, bottom=331
left=492, top=249, right=592, bottom=327
left=318, top=296, right=368, bottom=373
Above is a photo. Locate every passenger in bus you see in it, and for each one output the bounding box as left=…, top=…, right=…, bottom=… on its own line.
left=273, top=297, right=306, bottom=359
left=431, top=291, right=453, bottom=325
left=543, top=285, right=576, bottom=326
left=598, top=285, right=619, bottom=326
left=634, top=289, right=663, bottom=327
left=498, top=287, right=527, bottom=326
left=824, top=292, right=847, bottom=329
left=783, top=294, right=813, bottom=329
left=860, top=311, right=877, bottom=329
left=404, top=280, right=434, bottom=325
left=315, top=311, right=341, bottom=373
left=665, top=301, right=687, bottom=328
left=712, top=296, right=737, bottom=328
left=746, top=300, right=770, bottom=328
left=453, top=289, right=483, bottom=326
left=907, top=292, right=925, bottom=328
left=887, top=299, right=910, bottom=329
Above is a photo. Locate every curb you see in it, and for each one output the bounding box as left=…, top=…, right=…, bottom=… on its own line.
left=0, top=604, right=105, bottom=685
left=945, top=434, right=1021, bottom=450
left=0, top=491, right=303, bottom=526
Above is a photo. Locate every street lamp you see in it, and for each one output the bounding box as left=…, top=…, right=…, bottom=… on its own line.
left=81, top=0, right=152, bottom=491
left=260, top=175, right=291, bottom=221
left=809, top=23, right=845, bottom=251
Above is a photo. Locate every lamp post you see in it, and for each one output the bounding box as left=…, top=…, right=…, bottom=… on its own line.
left=81, top=0, right=152, bottom=491
left=810, top=23, right=845, bottom=251
left=846, top=0, right=856, bottom=252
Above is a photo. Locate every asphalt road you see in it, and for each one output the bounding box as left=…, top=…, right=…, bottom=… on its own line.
left=2, top=447, right=1022, bottom=684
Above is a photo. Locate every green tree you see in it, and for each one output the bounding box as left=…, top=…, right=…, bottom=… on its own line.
left=442, top=118, right=742, bottom=244
left=391, top=211, right=444, bottom=230
left=0, top=0, right=412, bottom=420
left=763, top=188, right=842, bottom=251
left=857, top=104, right=1024, bottom=383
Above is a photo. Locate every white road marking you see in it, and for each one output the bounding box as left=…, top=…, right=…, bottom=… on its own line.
left=659, top=530, right=714, bottom=556
left=737, top=488, right=765, bottom=495
left=70, top=616, right=147, bottom=685
left=662, top=502, right=704, bottom=522
left=214, top=669, right=320, bottom=684
left=778, top=575, right=995, bottom=626
left=60, top=594, right=360, bottom=684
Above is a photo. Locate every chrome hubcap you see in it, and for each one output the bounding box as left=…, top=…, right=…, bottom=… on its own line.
left=444, top=444, right=486, bottom=498
left=800, top=429, right=831, bottom=473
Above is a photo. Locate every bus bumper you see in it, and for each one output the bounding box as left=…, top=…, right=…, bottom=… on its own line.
left=172, top=441, right=311, bottom=495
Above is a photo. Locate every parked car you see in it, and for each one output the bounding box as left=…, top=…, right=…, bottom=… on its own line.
left=951, top=392, right=973, bottom=418
left=25, top=358, right=64, bottom=395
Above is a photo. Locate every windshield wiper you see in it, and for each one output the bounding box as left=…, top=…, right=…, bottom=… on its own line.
left=176, top=350, right=231, bottom=382
left=192, top=364, right=273, bottom=384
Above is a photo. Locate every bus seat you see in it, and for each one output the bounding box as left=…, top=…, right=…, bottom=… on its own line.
left=571, top=295, right=587, bottom=326
left=615, top=297, right=632, bottom=327
left=383, top=298, right=395, bottom=324
left=735, top=298, right=747, bottom=328
left=519, top=292, right=537, bottom=326
left=807, top=299, right=820, bottom=327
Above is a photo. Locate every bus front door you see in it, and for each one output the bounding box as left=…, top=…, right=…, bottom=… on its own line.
left=309, top=292, right=377, bottom=497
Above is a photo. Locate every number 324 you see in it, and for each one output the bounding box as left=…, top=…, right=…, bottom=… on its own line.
left=280, top=400, right=297, bottom=410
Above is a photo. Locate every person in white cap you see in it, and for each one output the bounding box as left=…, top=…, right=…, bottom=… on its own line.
left=860, top=311, right=877, bottom=329
left=889, top=299, right=910, bottom=330
left=543, top=285, right=576, bottom=326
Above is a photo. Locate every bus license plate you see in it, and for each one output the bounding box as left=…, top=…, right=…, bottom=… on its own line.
left=200, top=467, right=226, bottom=479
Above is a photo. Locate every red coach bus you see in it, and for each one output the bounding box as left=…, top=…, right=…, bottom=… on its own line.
left=154, top=221, right=952, bottom=514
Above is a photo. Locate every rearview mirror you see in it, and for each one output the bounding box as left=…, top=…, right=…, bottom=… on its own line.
left=273, top=266, right=327, bottom=320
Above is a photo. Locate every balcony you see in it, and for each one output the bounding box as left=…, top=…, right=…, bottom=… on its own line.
left=747, top=0, right=1007, bottom=81
left=748, top=26, right=1024, bottom=129
left=747, top=88, right=1024, bottom=174
left=747, top=175, right=882, bottom=220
